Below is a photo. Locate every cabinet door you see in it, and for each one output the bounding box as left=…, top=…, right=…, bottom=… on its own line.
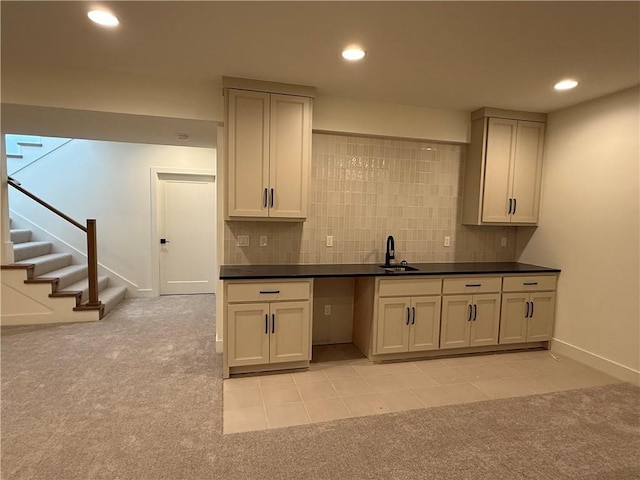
left=469, top=294, right=501, bottom=346
left=375, top=297, right=411, bottom=354
left=269, top=94, right=311, bottom=218
left=499, top=293, right=528, bottom=344
left=511, top=121, right=545, bottom=224
left=227, top=90, right=270, bottom=217
left=270, top=301, right=310, bottom=363
left=227, top=303, right=270, bottom=367
left=408, top=296, right=441, bottom=352
left=440, top=295, right=472, bottom=349
left=482, top=118, right=517, bottom=223
left=526, top=292, right=555, bottom=341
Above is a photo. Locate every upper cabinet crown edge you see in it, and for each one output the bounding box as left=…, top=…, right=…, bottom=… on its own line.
left=223, top=76, right=316, bottom=98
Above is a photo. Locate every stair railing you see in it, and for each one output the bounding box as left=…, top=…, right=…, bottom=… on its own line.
left=7, top=177, right=101, bottom=307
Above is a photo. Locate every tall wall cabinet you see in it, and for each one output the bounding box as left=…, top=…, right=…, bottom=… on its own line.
left=223, top=77, right=315, bottom=220
left=462, top=108, right=546, bottom=225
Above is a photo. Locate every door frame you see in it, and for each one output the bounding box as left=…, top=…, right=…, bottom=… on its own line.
left=150, top=167, right=216, bottom=296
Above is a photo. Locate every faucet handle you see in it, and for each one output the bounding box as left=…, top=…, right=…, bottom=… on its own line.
left=400, top=259, right=407, bottom=266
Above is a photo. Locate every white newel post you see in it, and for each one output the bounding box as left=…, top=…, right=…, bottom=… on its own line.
left=1, top=134, right=15, bottom=264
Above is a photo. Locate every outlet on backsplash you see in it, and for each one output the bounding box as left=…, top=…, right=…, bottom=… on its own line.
left=260, top=236, right=268, bottom=247
left=237, top=235, right=249, bottom=247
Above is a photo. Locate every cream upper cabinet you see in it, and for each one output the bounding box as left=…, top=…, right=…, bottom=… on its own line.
left=499, top=275, right=557, bottom=344
left=462, top=108, right=546, bottom=226
left=374, top=278, right=442, bottom=355
left=225, top=81, right=312, bottom=220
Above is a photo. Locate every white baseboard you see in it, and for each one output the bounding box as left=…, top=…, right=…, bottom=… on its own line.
left=551, top=338, right=640, bottom=386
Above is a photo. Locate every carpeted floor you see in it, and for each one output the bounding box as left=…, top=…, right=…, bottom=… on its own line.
left=2, top=295, right=639, bottom=480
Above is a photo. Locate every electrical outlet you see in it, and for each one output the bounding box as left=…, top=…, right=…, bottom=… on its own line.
left=444, top=236, right=451, bottom=247
left=237, top=235, right=249, bottom=247
left=501, top=237, right=507, bottom=247
left=260, top=236, right=268, bottom=247
left=324, top=305, right=331, bottom=316
left=326, top=235, right=333, bottom=247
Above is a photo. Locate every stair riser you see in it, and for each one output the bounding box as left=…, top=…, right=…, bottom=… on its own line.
left=31, top=255, right=73, bottom=277
left=77, top=277, right=110, bottom=304
left=56, top=267, right=89, bottom=290
left=10, top=230, right=32, bottom=244
left=14, top=242, right=52, bottom=262
left=101, top=288, right=128, bottom=316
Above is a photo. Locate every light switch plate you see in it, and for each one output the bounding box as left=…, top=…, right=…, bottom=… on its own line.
left=444, top=236, right=451, bottom=247
left=326, top=235, right=333, bottom=247
left=501, top=237, right=507, bottom=247
left=237, top=235, right=249, bottom=247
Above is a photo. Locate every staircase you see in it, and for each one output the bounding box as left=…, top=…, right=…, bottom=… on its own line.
left=2, top=225, right=127, bottom=325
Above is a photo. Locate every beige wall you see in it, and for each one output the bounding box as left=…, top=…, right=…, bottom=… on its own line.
left=314, top=97, right=469, bottom=144
left=225, top=133, right=516, bottom=265
left=518, top=87, right=640, bottom=383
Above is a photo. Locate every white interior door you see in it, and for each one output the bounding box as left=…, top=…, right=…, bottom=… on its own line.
left=158, top=173, right=216, bottom=294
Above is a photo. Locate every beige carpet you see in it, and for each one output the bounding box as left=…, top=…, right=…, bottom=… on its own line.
left=2, top=295, right=638, bottom=480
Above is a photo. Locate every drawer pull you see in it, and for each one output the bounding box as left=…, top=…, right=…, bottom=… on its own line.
left=465, top=283, right=482, bottom=288
left=523, top=282, right=538, bottom=286
left=265, top=314, right=269, bottom=334
left=259, top=290, right=280, bottom=294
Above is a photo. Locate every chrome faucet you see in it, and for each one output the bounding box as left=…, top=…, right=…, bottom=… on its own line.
left=385, top=235, right=395, bottom=266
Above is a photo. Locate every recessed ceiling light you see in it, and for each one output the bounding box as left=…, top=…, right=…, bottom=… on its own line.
left=88, top=10, right=119, bottom=27
left=342, top=47, right=366, bottom=61
left=554, top=79, right=579, bottom=91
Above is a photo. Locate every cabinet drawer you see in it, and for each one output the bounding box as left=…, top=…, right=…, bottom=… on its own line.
left=442, top=277, right=502, bottom=294
left=227, top=281, right=310, bottom=303
left=378, top=278, right=442, bottom=297
left=502, top=275, right=556, bottom=292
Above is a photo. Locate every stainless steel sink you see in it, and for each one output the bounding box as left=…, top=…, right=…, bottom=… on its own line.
left=378, top=264, right=419, bottom=273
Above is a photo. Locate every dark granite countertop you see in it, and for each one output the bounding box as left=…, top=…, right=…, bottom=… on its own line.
left=220, top=262, right=560, bottom=280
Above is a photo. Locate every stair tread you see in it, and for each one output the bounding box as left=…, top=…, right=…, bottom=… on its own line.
left=14, top=252, right=70, bottom=265
left=59, top=275, right=109, bottom=293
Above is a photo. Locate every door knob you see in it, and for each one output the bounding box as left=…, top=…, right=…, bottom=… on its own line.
left=160, top=238, right=170, bottom=244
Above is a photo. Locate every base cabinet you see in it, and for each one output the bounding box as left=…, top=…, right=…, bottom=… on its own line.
left=227, top=301, right=310, bottom=367
left=224, top=280, right=312, bottom=375
left=440, top=294, right=501, bottom=349
left=375, top=296, right=442, bottom=355
left=373, top=278, right=442, bottom=356
left=499, top=292, right=555, bottom=344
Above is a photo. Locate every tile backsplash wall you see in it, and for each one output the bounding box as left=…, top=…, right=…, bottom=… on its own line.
left=224, top=133, right=516, bottom=265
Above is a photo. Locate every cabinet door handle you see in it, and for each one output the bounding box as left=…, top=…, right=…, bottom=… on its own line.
left=530, top=301, right=534, bottom=318
left=473, top=303, right=478, bottom=321
left=263, top=188, right=268, bottom=208
left=265, top=314, right=269, bottom=334
left=508, top=198, right=513, bottom=215
left=271, top=313, right=275, bottom=333
left=406, top=307, right=411, bottom=325
left=411, top=306, right=416, bottom=325
left=467, top=304, right=473, bottom=321
left=525, top=301, right=530, bottom=318
left=513, top=198, right=517, bottom=215
left=259, top=290, right=280, bottom=294
left=270, top=188, right=274, bottom=208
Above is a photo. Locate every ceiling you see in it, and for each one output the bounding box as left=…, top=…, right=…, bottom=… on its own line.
left=1, top=1, right=639, bottom=139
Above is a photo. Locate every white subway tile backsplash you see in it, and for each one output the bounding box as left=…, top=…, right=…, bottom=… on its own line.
left=225, top=133, right=516, bottom=265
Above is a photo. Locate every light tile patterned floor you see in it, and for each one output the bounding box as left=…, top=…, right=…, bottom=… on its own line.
left=223, top=345, right=622, bottom=434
